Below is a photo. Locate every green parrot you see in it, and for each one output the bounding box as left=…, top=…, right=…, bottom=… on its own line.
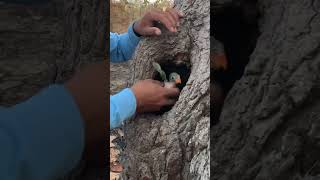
left=152, top=62, right=181, bottom=88
left=169, top=72, right=181, bottom=84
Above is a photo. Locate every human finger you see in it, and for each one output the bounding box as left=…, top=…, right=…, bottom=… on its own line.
left=163, top=10, right=177, bottom=29
left=163, top=98, right=177, bottom=106
left=148, top=79, right=164, bottom=86
left=143, top=27, right=162, bottom=36
left=151, top=11, right=175, bottom=32
left=163, top=87, right=180, bottom=98
left=166, top=8, right=180, bottom=26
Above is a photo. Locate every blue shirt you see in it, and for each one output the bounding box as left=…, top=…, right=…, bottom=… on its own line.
left=110, top=23, right=140, bottom=129
left=0, top=23, right=140, bottom=179
left=0, top=86, right=84, bottom=180
left=1, top=0, right=85, bottom=179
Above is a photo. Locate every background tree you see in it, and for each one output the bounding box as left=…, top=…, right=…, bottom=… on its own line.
left=211, top=0, right=320, bottom=179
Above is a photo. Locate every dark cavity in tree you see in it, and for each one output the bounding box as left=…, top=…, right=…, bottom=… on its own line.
left=153, top=61, right=191, bottom=114
left=211, top=1, right=260, bottom=123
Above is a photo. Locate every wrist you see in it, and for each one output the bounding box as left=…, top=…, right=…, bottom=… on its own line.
left=130, top=87, right=140, bottom=113
left=111, top=88, right=137, bottom=122
left=132, top=21, right=142, bottom=37
left=64, top=79, right=102, bottom=145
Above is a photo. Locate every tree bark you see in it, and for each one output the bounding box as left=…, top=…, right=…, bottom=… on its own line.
left=0, top=0, right=107, bottom=179
left=0, top=0, right=107, bottom=106
left=57, top=0, right=107, bottom=82
left=120, top=0, right=210, bottom=179
left=0, top=1, right=63, bottom=106
left=211, top=0, right=320, bottom=179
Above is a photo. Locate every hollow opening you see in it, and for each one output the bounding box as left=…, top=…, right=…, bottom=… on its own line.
left=153, top=61, right=191, bottom=114
left=211, top=1, right=261, bottom=124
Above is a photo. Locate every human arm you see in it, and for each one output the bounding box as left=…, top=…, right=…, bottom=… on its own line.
left=110, top=8, right=184, bottom=63
left=110, top=80, right=180, bottom=129
left=0, top=85, right=84, bottom=180
left=110, top=24, right=141, bottom=62
left=109, top=8, right=184, bottom=128
left=110, top=88, right=137, bottom=129
left=0, top=62, right=107, bottom=179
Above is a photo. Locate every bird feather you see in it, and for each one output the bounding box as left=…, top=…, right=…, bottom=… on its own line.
left=152, top=62, right=168, bottom=81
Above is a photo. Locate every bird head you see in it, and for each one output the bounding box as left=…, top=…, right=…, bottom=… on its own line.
left=211, top=37, right=228, bottom=71
left=211, top=53, right=228, bottom=71
left=169, top=72, right=181, bottom=84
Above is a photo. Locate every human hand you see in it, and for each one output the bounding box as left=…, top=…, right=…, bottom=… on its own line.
left=133, top=8, right=184, bottom=36
left=64, top=62, right=106, bottom=166
left=130, top=79, right=180, bottom=113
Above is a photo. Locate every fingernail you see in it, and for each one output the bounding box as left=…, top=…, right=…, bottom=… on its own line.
left=179, top=11, right=184, bottom=17
left=171, top=27, right=175, bottom=32
left=177, top=22, right=180, bottom=26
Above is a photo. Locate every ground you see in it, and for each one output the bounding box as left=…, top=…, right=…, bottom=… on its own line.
left=110, top=62, right=131, bottom=179
left=110, top=2, right=132, bottom=179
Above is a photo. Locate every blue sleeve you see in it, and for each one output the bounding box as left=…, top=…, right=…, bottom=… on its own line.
left=109, top=23, right=140, bottom=129
left=110, top=88, right=137, bottom=129
left=0, top=85, right=84, bottom=180
left=110, top=23, right=141, bottom=62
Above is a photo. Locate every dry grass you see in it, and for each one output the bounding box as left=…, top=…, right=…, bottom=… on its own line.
left=110, top=3, right=134, bottom=33
left=111, top=1, right=173, bottom=33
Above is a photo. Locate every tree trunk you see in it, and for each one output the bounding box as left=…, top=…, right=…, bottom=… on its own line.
left=56, top=0, right=107, bottom=82
left=0, top=1, right=63, bottom=106
left=120, top=0, right=210, bottom=179
left=0, top=0, right=107, bottom=106
left=0, top=0, right=107, bottom=179
left=54, top=1, right=108, bottom=179
left=211, top=0, right=320, bottom=179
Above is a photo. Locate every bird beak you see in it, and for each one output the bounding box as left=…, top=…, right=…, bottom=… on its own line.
left=175, top=77, right=182, bottom=84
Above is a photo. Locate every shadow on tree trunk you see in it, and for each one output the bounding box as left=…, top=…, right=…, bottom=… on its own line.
left=211, top=0, right=320, bottom=179
left=211, top=0, right=260, bottom=125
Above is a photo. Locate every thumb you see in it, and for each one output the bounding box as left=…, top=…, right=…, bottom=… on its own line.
left=163, top=98, right=177, bottom=106
left=144, top=27, right=162, bottom=36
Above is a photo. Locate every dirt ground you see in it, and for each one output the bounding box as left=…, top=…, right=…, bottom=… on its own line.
left=110, top=62, right=131, bottom=179
left=110, top=3, right=132, bottom=178
left=110, top=135, right=121, bottom=180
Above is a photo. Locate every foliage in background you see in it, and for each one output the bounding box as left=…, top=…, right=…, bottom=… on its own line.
left=111, top=0, right=173, bottom=33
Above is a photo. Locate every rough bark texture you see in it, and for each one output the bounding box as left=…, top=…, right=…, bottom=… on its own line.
left=0, top=0, right=107, bottom=179
left=0, top=1, right=63, bottom=106
left=56, top=0, right=107, bottom=82
left=120, top=0, right=210, bottom=179
left=0, top=0, right=107, bottom=106
left=211, top=0, right=320, bottom=179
